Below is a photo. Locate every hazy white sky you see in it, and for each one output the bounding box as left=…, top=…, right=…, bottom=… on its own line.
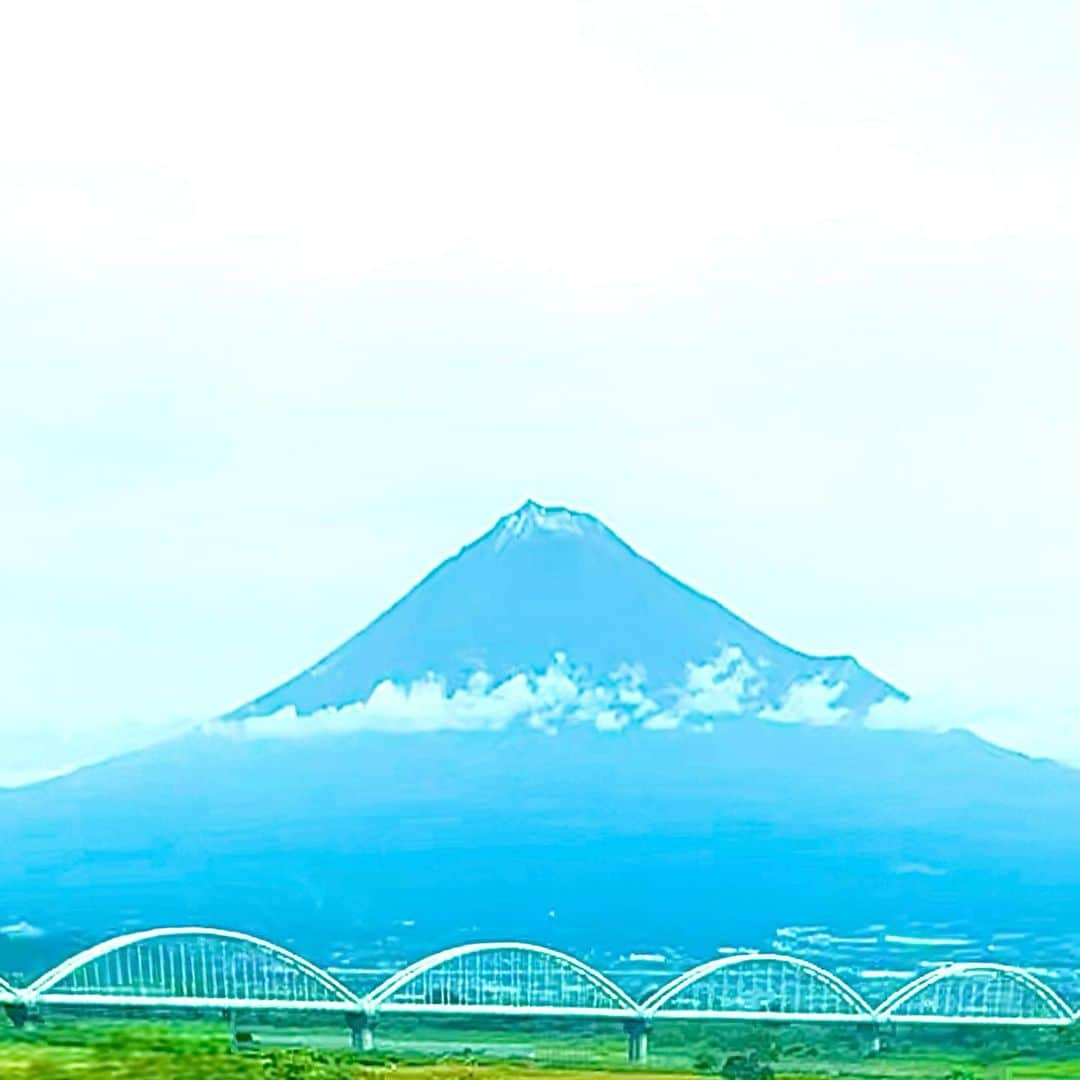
left=2, top=1, right=1078, bottom=780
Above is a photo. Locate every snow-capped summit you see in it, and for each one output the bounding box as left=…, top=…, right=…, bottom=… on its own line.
left=227, top=501, right=903, bottom=729
left=493, top=500, right=590, bottom=551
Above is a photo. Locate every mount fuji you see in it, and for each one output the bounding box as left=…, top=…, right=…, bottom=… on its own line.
left=2, top=501, right=1079, bottom=965
left=226, top=500, right=904, bottom=734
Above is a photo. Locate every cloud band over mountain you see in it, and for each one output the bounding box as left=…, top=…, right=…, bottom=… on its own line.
left=208, top=645, right=895, bottom=740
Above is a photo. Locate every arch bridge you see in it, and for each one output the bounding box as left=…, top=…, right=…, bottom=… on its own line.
left=366, top=941, right=638, bottom=1017
left=876, top=962, right=1075, bottom=1026
left=23, top=928, right=359, bottom=1012
left=642, top=953, right=874, bottom=1023
left=4, top=929, right=1079, bottom=1060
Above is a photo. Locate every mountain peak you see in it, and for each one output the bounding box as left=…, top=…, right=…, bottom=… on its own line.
left=492, top=500, right=597, bottom=551
left=226, top=499, right=902, bottom=726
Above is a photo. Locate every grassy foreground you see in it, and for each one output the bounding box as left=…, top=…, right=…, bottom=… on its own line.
left=4, top=1018, right=1080, bottom=1079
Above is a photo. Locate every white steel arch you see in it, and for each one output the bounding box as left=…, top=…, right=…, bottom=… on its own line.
left=876, top=962, right=1074, bottom=1026
left=643, top=953, right=873, bottom=1022
left=13, top=930, right=1080, bottom=1029
left=27, top=926, right=360, bottom=1011
left=366, top=941, right=640, bottom=1017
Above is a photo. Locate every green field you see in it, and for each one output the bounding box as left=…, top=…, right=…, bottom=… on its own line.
left=4, top=1015, right=1080, bottom=1079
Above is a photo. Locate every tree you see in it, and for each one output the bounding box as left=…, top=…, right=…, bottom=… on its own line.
left=720, top=1051, right=774, bottom=1080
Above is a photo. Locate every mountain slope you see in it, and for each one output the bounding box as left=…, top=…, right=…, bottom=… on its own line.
left=3, top=722, right=1080, bottom=961
left=229, top=500, right=902, bottom=725
left=7, top=500, right=1073, bottom=964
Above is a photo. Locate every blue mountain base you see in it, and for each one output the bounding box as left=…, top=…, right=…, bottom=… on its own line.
left=3, top=723, right=1077, bottom=963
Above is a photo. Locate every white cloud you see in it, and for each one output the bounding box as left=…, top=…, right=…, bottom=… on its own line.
left=680, top=646, right=763, bottom=715
left=207, top=656, right=596, bottom=740
left=209, top=643, right=794, bottom=745
left=187, top=648, right=1080, bottom=769
left=864, top=694, right=952, bottom=734
left=207, top=646, right=773, bottom=740
left=9, top=646, right=1079, bottom=784
left=760, top=675, right=849, bottom=726
left=641, top=712, right=682, bottom=732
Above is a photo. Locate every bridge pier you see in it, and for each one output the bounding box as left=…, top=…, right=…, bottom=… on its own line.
left=347, top=1012, right=376, bottom=1052
left=624, top=1018, right=650, bottom=1064
left=862, top=1020, right=892, bottom=1056
left=3, top=1003, right=29, bottom=1028
left=223, top=1008, right=256, bottom=1051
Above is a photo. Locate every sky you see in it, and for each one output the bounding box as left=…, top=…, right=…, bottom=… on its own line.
left=2, top=1, right=1078, bottom=782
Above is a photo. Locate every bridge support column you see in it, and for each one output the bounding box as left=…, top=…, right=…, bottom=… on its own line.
left=3, top=1003, right=29, bottom=1028
left=624, top=1019, right=650, bottom=1064
left=861, top=1022, right=883, bottom=1056
left=347, top=1012, right=376, bottom=1052
left=224, top=1008, right=256, bottom=1051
